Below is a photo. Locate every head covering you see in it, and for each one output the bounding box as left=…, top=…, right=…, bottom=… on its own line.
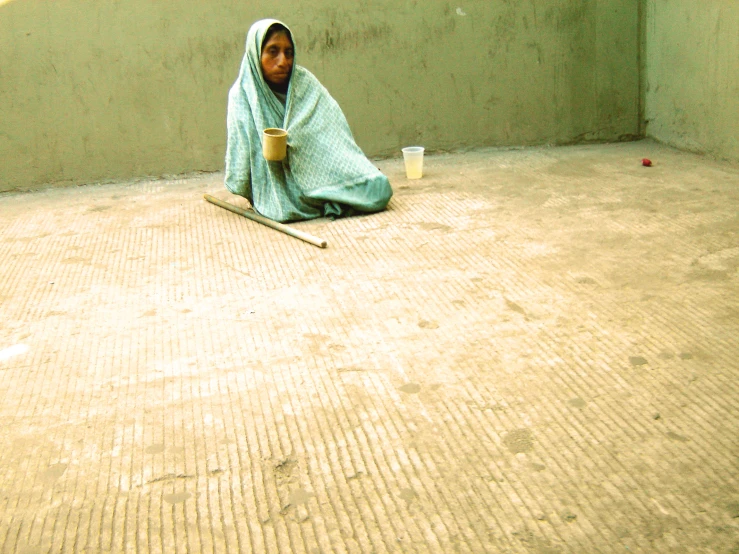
left=224, top=19, right=392, bottom=222
left=236, top=19, right=291, bottom=128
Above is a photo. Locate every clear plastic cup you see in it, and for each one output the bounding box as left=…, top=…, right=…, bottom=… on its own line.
left=402, top=146, right=424, bottom=179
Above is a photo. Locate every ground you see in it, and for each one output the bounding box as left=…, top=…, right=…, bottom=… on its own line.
left=1, top=141, right=738, bottom=553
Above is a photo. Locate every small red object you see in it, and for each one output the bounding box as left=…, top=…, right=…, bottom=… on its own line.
left=642, top=158, right=652, bottom=167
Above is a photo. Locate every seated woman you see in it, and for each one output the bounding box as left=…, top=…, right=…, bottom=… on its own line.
left=224, top=19, right=393, bottom=223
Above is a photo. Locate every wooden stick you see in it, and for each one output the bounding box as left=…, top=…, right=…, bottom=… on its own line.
left=204, top=194, right=328, bottom=249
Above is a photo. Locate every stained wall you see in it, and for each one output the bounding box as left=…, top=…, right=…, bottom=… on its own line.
left=0, top=1, right=641, bottom=190
left=645, top=1, right=739, bottom=161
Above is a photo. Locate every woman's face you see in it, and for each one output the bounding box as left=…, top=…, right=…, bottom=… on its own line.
left=261, top=32, right=294, bottom=89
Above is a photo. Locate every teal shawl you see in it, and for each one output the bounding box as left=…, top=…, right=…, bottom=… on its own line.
left=224, top=19, right=393, bottom=223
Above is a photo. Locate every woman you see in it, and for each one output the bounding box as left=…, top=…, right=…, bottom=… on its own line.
left=224, top=19, right=393, bottom=223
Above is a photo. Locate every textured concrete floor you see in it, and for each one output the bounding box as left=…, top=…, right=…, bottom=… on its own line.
left=1, top=141, right=738, bottom=553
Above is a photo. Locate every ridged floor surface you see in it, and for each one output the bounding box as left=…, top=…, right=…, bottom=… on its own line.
left=1, top=142, right=738, bottom=553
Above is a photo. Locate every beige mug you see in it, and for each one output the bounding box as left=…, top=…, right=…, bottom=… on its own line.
left=263, top=128, right=288, bottom=161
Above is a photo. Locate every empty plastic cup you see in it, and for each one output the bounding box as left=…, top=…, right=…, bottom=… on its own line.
left=402, top=146, right=424, bottom=179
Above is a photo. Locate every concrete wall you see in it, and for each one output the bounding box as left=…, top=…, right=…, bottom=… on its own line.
left=0, top=0, right=641, bottom=191
left=645, top=1, right=739, bottom=161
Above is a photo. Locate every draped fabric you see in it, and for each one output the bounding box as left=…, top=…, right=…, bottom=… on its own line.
left=224, top=19, right=393, bottom=223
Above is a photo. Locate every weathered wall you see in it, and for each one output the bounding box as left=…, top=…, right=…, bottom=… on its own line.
left=645, top=1, right=739, bottom=161
left=0, top=0, right=640, bottom=191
